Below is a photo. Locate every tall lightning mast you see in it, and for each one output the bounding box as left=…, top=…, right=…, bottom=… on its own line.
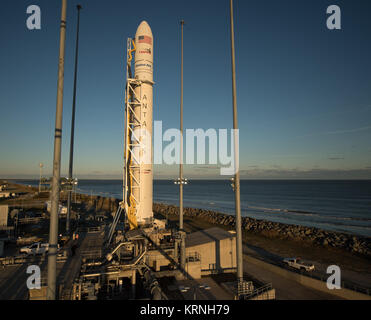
left=229, top=0, right=244, bottom=291
left=47, top=0, right=67, bottom=300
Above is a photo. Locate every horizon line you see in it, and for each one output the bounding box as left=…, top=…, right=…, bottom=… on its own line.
left=2, top=177, right=371, bottom=181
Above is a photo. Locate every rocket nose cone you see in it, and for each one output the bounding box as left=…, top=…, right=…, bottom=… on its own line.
left=135, top=20, right=153, bottom=38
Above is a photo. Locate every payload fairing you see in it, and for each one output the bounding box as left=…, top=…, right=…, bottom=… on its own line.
left=124, top=21, right=154, bottom=228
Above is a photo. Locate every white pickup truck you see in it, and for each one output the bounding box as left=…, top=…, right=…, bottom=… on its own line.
left=283, top=257, right=315, bottom=271
left=20, top=242, right=49, bottom=255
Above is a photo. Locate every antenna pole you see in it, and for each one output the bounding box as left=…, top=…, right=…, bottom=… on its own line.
left=67, top=4, right=82, bottom=234
left=179, top=20, right=186, bottom=274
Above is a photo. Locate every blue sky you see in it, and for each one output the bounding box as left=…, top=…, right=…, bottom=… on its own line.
left=1, top=0, right=371, bottom=179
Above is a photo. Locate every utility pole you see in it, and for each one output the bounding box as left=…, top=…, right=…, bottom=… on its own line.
left=66, top=4, right=82, bottom=234
left=229, top=0, right=244, bottom=288
left=179, top=20, right=186, bottom=274
left=47, top=0, right=67, bottom=300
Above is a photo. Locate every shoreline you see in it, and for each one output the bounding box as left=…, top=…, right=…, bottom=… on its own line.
left=153, top=203, right=371, bottom=258
left=2, top=180, right=371, bottom=292
left=7, top=178, right=371, bottom=238
left=1, top=180, right=370, bottom=258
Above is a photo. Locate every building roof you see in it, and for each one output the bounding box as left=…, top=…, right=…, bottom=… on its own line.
left=186, top=227, right=236, bottom=248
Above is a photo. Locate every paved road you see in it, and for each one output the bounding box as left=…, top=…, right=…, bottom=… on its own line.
left=0, top=264, right=29, bottom=299
left=177, top=278, right=234, bottom=300
left=0, top=259, right=66, bottom=300
left=243, top=243, right=371, bottom=297
left=242, top=255, right=341, bottom=300
left=0, top=234, right=88, bottom=300
left=178, top=217, right=345, bottom=299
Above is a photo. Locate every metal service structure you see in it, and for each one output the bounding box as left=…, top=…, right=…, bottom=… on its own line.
left=108, top=21, right=155, bottom=239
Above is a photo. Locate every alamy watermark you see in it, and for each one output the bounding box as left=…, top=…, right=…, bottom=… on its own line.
left=26, top=5, right=41, bottom=30
left=326, top=5, right=341, bottom=30
left=26, top=265, right=41, bottom=289
left=326, top=265, right=341, bottom=290
left=25, top=4, right=340, bottom=31
left=129, top=121, right=239, bottom=175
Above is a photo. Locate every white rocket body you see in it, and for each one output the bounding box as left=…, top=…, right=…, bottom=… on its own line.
left=132, top=21, right=154, bottom=225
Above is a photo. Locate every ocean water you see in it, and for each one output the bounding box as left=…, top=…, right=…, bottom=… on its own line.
left=13, top=179, right=371, bottom=237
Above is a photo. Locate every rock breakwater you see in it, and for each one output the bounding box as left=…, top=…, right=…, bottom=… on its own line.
left=153, top=203, right=371, bottom=257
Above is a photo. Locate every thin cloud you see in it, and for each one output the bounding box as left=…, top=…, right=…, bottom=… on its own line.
left=298, top=125, right=371, bottom=138
left=325, top=126, right=371, bottom=135
left=271, top=165, right=282, bottom=168
left=195, top=165, right=220, bottom=170
left=239, top=168, right=371, bottom=179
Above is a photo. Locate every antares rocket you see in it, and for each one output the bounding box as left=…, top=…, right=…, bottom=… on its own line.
left=124, top=21, right=154, bottom=228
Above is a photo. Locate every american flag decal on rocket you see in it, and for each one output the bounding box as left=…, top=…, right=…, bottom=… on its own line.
left=138, top=35, right=152, bottom=45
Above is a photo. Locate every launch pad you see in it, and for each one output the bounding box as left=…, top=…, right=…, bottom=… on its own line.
left=64, top=219, right=276, bottom=300
left=57, top=21, right=274, bottom=301
left=66, top=21, right=187, bottom=300
left=13, top=20, right=272, bottom=301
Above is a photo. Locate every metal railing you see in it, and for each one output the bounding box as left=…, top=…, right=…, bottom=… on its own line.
left=238, top=280, right=254, bottom=296
left=87, top=226, right=102, bottom=233
left=1, top=252, right=67, bottom=266
left=80, top=249, right=102, bottom=260
left=18, top=217, right=44, bottom=224
left=243, top=283, right=273, bottom=300
left=186, top=252, right=201, bottom=263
